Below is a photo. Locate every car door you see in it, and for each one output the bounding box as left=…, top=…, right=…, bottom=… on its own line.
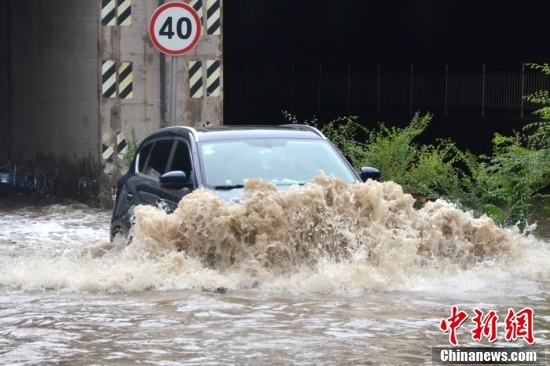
left=135, top=138, right=176, bottom=208
left=157, top=138, right=195, bottom=213
left=112, top=141, right=159, bottom=235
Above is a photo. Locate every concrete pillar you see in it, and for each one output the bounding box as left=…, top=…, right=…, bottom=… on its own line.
left=0, top=1, right=9, bottom=167
left=99, top=0, right=223, bottom=188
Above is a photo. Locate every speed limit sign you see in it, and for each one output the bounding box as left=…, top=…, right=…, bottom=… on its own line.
left=149, top=2, right=201, bottom=56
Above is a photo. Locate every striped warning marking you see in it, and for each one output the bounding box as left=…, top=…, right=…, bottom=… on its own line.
left=190, top=0, right=203, bottom=35
left=102, top=60, right=117, bottom=98
left=116, top=131, right=128, bottom=159
left=101, top=0, right=116, bottom=26
left=189, top=61, right=203, bottom=98
left=117, top=0, right=132, bottom=26
left=119, top=62, right=133, bottom=99
left=102, top=143, right=114, bottom=163
left=206, top=60, right=220, bottom=97
left=102, top=131, right=127, bottom=163
left=206, top=0, right=221, bottom=35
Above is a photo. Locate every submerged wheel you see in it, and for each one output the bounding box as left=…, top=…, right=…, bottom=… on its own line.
left=110, top=224, right=130, bottom=244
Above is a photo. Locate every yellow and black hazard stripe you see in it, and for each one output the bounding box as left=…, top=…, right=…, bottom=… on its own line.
left=190, top=0, right=203, bottom=35
left=206, top=60, right=220, bottom=97
left=102, top=131, right=127, bottom=163
left=102, top=0, right=131, bottom=26
left=206, top=0, right=221, bottom=35
left=101, top=0, right=116, bottom=26
left=102, top=143, right=114, bottom=163
left=102, top=60, right=117, bottom=98
left=117, top=0, right=132, bottom=26
left=118, top=62, right=133, bottom=99
left=116, top=132, right=128, bottom=160
left=189, top=61, right=203, bottom=98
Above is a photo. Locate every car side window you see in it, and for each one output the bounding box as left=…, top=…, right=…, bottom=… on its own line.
left=168, top=140, right=193, bottom=174
left=141, top=139, right=175, bottom=179
left=137, top=142, right=154, bottom=173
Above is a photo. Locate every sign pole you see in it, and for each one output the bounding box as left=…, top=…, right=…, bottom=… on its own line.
left=149, top=2, right=201, bottom=127
left=170, top=56, right=178, bottom=126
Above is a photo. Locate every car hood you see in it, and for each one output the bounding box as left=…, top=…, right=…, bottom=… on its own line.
left=209, top=184, right=296, bottom=203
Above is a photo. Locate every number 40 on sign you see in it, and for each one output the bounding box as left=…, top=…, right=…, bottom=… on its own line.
left=149, top=2, right=201, bottom=56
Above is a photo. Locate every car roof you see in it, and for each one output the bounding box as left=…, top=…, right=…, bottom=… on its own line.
left=148, top=124, right=327, bottom=142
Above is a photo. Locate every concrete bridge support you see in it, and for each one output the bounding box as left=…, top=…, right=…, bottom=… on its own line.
left=0, top=0, right=223, bottom=203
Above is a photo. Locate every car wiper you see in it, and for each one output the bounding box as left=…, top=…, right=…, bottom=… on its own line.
left=211, top=184, right=245, bottom=190
left=275, top=182, right=306, bottom=186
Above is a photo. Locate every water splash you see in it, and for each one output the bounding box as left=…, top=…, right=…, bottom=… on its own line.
left=133, top=173, right=534, bottom=267
left=1, top=173, right=548, bottom=294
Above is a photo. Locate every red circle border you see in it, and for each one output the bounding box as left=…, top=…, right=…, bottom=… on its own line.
left=149, top=2, right=202, bottom=56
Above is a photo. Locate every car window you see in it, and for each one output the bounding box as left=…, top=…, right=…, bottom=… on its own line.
left=168, top=140, right=193, bottom=173
left=198, top=139, right=357, bottom=186
left=141, top=139, right=175, bottom=179
left=137, top=142, right=154, bottom=173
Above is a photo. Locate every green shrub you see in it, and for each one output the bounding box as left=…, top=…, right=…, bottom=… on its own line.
left=284, top=110, right=485, bottom=210
left=98, top=189, right=114, bottom=209
left=282, top=108, right=550, bottom=230
left=476, top=63, right=550, bottom=228
left=122, top=127, right=140, bottom=168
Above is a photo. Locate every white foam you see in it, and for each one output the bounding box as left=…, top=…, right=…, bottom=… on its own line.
left=0, top=174, right=549, bottom=296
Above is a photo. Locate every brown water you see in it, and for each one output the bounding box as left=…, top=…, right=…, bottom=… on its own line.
left=1, top=175, right=549, bottom=365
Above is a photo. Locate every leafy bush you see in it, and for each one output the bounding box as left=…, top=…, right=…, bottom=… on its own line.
left=122, top=127, right=140, bottom=168
left=98, top=189, right=114, bottom=209
left=477, top=63, right=550, bottom=228
left=283, top=108, right=549, bottom=230
left=283, top=110, right=485, bottom=210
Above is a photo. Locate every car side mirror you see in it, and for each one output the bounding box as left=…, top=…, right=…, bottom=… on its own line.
left=159, top=171, right=192, bottom=190
left=360, top=167, right=381, bottom=182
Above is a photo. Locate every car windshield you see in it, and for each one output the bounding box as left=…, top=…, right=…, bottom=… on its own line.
left=198, top=138, right=358, bottom=188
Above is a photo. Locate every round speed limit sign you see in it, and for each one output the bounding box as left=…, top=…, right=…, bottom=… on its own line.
left=149, top=2, right=201, bottom=56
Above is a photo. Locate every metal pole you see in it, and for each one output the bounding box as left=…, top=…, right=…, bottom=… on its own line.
left=160, top=53, right=166, bottom=122
left=347, top=64, right=350, bottom=115
left=445, top=63, right=448, bottom=116
left=521, top=62, right=525, bottom=118
left=318, top=64, right=322, bottom=112
left=246, top=64, right=249, bottom=111
left=410, top=64, right=413, bottom=115
left=377, top=64, right=380, bottom=114
left=482, top=62, right=485, bottom=117
left=159, top=0, right=166, bottom=123
left=170, top=56, right=178, bottom=126
left=291, top=64, right=295, bottom=110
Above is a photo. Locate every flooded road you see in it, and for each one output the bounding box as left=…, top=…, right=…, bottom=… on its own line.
left=1, top=177, right=549, bottom=365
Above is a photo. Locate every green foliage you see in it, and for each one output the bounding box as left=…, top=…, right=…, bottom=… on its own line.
left=122, top=127, right=140, bottom=168
left=481, top=133, right=542, bottom=228
left=476, top=63, right=550, bottom=227
left=98, top=189, right=114, bottom=209
left=282, top=108, right=550, bottom=230
left=283, top=110, right=485, bottom=210
left=356, top=112, right=431, bottom=186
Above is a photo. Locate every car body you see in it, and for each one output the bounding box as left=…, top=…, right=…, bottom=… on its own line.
left=110, top=124, right=380, bottom=241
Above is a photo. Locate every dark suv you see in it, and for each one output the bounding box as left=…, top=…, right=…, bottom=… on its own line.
left=110, top=124, right=380, bottom=241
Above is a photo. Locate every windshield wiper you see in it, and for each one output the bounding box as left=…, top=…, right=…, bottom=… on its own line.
left=211, top=184, right=245, bottom=190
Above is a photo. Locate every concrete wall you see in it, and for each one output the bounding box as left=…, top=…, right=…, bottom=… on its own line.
left=9, top=0, right=100, bottom=164
left=1, top=0, right=223, bottom=201
left=0, top=2, right=9, bottom=166
left=100, top=0, right=223, bottom=185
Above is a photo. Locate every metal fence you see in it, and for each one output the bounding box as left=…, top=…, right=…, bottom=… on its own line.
left=227, top=61, right=550, bottom=119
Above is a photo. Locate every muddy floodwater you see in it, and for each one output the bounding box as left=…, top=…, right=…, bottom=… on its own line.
left=1, top=177, right=549, bottom=365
